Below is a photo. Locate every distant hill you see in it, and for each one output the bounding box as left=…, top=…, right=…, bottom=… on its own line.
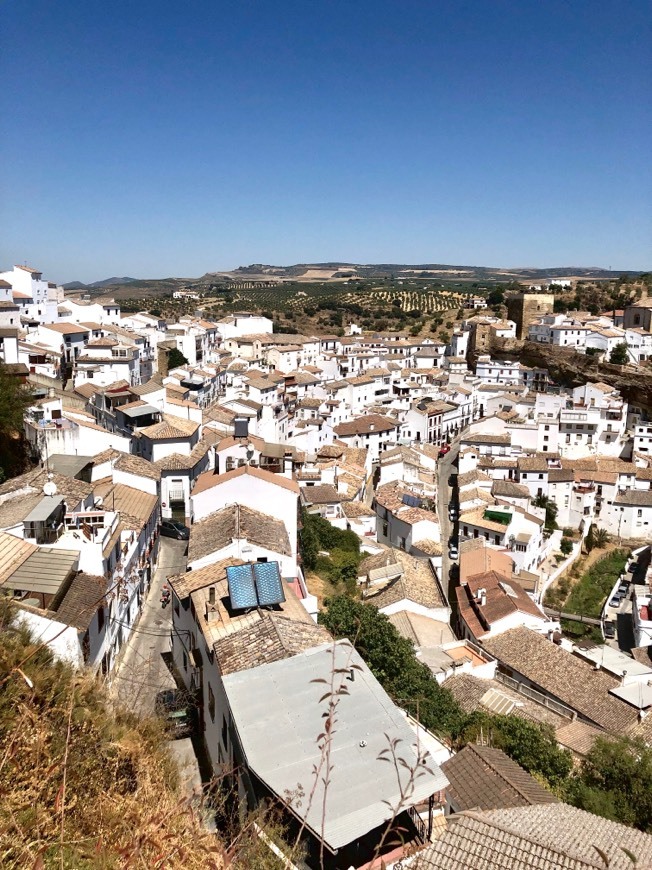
left=231, top=262, right=636, bottom=281
left=63, top=276, right=137, bottom=290
left=60, top=262, right=642, bottom=302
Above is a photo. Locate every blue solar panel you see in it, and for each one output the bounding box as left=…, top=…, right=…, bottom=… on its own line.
left=227, top=564, right=258, bottom=610
left=254, top=561, right=285, bottom=607
left=402, top=494, right=419, bottom=508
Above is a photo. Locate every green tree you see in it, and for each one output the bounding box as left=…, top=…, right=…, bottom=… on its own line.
left=167, top=347, right=189, bottom=369
left=319, top=596, right=465, bottom=738
left=533, top=494, right=558, bottom=532
left=569, top=736, right=652, bottom=830
left=559, top=537, right=573, bottom=556
left=609, top=342, right=629, bottom=365
left=486, top=289, right=505, bottom=306
left=299, top=512, right=319, bottom=571
left=0, top=364, right=34, bottom=481
left=457, top=713, right=572, bottom=789
left=593, top=527, right=610, bottom=548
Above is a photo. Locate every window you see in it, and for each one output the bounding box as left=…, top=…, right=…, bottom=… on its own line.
left=97, top=606, right=105, bottom=633
left=222, top=715, right=229, bottom=751
left=208, top=684, right=215, bottom=722
left=183, top=651, right=187, bottom=670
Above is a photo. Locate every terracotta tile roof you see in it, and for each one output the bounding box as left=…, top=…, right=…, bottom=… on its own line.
left=554, top=720, right=602, bottom=757
left=491, top=480, right=530, bottom=499
left=363, top=550, right=445, bottom=610
left=43, top=322, right=90, bottom=335
left=52, top=572, right=108, bottom=631
left=153, top=453, right=191, bottom=471
left=113, top=453, right=160, bottom=481
left=213, top=612, right=331, bottom=675
left=458, top=469, right=492, bottom=488
left=442, top=744, right=558, bottom=811
left=0, top=468, right=92, bottom=509
left=482, top=627, right=638, bottom=734
left=188, top=503, right=291, bottom=563
left=74, top=382, right=97, bottom=399
left=418, top=806, right=638, bottom=870
left=411, top=538, right=443, bottom=556
left=333, top=414, right=398, bottom=437
left=460, top=571, right=548, bottom=631
left=342, top=501, right=375, bottom=519
left=130, top=378, right=165, bottom=395
left=461, top=432, right=511, bottom=445
left=192, top=464, right=299, bottom=496
left=137, top=414, right=199, bottom=439
left=481, top=804, right=652, bottom=870
left=92, top=481, right=158, bottom=529
left=614, top=488, right=652, bottom=507
left=301, top=484, right=345, bottom=505
left=444, top=674, right=567, bottom=729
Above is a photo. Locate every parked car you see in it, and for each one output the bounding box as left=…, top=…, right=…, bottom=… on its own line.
left=161, top=519, right=190, bottom=540
left=609, top=594, right=622, bottom=608
left=439, top=445, right=451, bottom=458
left=448, top=543, right=459, bottom=560
left=448, top=473, right=457, bottom=487
left=603, top=621, right=616, bottom=639
left=155, top=689, right=194, bottom=739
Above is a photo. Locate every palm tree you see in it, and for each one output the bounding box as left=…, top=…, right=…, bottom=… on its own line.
left=593, top=527, right=610, bottom=549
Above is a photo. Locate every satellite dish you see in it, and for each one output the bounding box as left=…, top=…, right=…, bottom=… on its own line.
left=43, top=481, right=58, bottom=496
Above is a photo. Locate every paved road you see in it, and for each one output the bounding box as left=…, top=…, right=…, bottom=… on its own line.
left=110, top=537, right=187, bottom=716
left=436, top=438, right=461, bottom=603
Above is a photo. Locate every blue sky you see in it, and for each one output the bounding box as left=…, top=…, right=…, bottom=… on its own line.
left=1, top=0, right=650, bottom=282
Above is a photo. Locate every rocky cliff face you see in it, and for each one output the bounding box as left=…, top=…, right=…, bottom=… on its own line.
left=487, top=339, right=652, bottom=410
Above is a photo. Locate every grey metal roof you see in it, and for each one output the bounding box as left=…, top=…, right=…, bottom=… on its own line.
left=48, top=455, right=94, bottom=478
left=4, top=547, right=79, bottom=595
left=24, top=496, right=65, bottom=523
left=609, top=682, right=652, bottom=709
left=222, top=640, right=448, bottom=851
left=119, top=403, right=159, bottom=418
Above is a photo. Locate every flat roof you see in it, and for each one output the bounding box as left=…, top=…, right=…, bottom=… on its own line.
left=24, top=495, right=65, bottom=523
left=4, top=547, right=79, bottom=595
left=119, top=403, right=159, bottom=418
left=222, top=639, right=447, bottom=851
left=48, top=455, right=94, bottom=478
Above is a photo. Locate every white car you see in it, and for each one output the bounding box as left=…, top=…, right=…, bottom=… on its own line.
left=448, top=544, right=459, bottom=560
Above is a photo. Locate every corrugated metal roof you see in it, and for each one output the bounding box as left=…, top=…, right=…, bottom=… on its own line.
left=0, top=532, right=38, bottom=583
left=24, top=496, right=65, bottom=523
left=5, top=547, right=79, bottom=595
left=222, top=640, right=448, bottom=851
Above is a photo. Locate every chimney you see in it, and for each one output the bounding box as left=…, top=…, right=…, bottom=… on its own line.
left=209, top=586, right=216, bottom=606
left=476, top=588, right=487, bottom=607
left=621, top=669, right=628, bottom=686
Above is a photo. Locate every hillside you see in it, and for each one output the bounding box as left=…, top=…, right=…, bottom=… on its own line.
left=230, top=262, right=635, bottom=282
left=0, top=599, right=225, bottom=869
left=63, top=276, right=138, bottom=290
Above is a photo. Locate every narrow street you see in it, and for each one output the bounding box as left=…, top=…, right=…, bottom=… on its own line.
left=436, top=437, right=461, bottom=602
left=109, top=537, right=187, bottom=716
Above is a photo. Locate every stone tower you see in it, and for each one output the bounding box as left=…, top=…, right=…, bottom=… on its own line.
left=507, top=293, right=555, bottom=339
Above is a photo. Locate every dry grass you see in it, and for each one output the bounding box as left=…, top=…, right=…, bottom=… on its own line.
left=0, top=598, right=226, bottom=869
